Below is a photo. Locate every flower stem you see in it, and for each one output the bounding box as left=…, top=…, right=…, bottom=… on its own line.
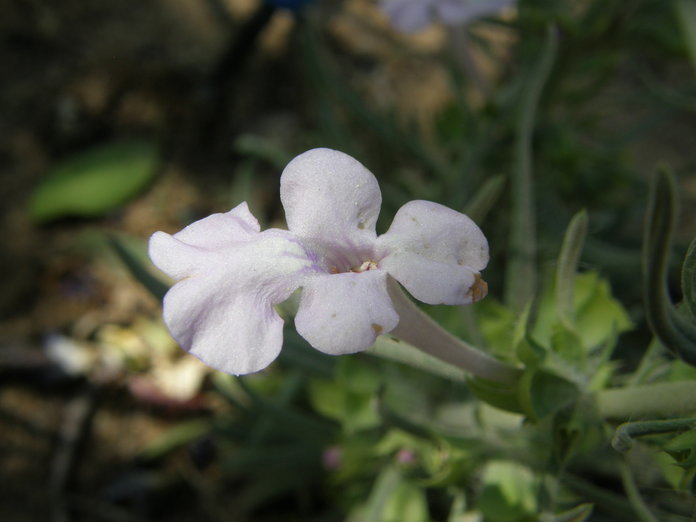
left=596, top=381, right=696, bottom=419
left=386, top=279, right=521, bottom=385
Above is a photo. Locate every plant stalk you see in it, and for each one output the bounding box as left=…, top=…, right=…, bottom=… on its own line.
left=596, top=381, right=696, bottom=419
left=387, top=279, right=521, bottom=385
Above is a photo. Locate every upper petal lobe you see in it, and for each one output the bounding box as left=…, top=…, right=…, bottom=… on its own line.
left=280, top=148, right=382, bottom=244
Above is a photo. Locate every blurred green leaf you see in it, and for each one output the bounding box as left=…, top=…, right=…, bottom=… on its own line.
left=541, top=502, right=594, bottom=522
left=308, top=357, right=382, bottom=433
left=233, top=134, right=292, bottom=170
left=109, top=233, right=169, bottom=301
left=675, top=0, right=696, bottom=74
left=30, top=140, right=159, bottom=221
left=534, top=272, right=631, bottom=353
left=355, top=466, right=428, bottom=522
left=467, top=376, right=523, bottom=414
left=682, top=239, right=696, bottom=318
left=664, top=429, right=696, bottom=468
left=477, top=460, right=537, bottom=522
left=518, top=369, right=579, bottom=422
left=464, top=174, right=506, bottom=224
left=643, top=168, right=696, bottom=365
left=556, top=211, right=588, bottom=328
left=140, top=419, right=211, bottom=460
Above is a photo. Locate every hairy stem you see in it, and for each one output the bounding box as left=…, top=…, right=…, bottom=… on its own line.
left=387, top=279, right=521, bottom=385
left=596, top=381, right=696, bottom=419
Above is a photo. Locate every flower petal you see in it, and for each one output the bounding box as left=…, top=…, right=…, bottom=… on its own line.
left=173, top=201, right=260, bottom=248
left=280, top=148, right=381, bottom=243
left=435, top=0, right=516, bottom=25
left=380, top=0, right=434, bottom=32
left=162, top=277, right=285, bottom=375
left=294, top=270, right=399, bottom=355
left=149, top=202, right=261, bottom=280
left=376, top=200, right=488, bottom=305
left=152, top=222, right=318, bottom=374
left=380, top=251, right=485, bottom=305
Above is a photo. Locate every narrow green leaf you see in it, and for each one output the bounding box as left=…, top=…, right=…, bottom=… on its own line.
left=682, top=239, right=696, bottom=317
left=363, top=466, right=404, bottom=522
left=30, top=140, right=159, bottom=222
left=108, top=235, right=169, bottom=301
left=643, top=168, right=696, bottom=365
left=664, top=429, right=696, bottom=467
left=540, top=503, right=594, bottom=522
left=464, top=174, right=506, bottom=224
left=140, top=419, right=211, bottom=460
left=505, top=25, right=558, bottom=311
left=675, top=0, right=696, bottom=74
left=556, top=211, right=589, bottom=327
left=467, top=376, right=523, bottom=414
left=233, top=134, right=292, bottom=170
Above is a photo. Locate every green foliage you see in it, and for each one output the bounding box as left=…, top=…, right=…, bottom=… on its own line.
left=106, top=0, right=696, bottom=519
left=478, top=460, right=537, bottom=522
left=30, top=140, right=159, bottom=221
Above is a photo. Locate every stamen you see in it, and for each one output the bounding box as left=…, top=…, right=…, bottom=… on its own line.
left=350, top=260, right=378, bottom=273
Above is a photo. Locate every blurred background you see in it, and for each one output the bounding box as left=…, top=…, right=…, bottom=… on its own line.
left=1, top=0, right=695, bottom=520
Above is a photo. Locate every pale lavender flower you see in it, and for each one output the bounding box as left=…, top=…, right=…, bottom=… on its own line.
left=380, top=0, right=517, bottom=33
left=149, top=148, right=488, bottom=375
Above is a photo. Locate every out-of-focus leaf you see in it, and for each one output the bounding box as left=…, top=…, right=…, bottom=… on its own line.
left=109, top=234, right=169, bottom=301
left=518, top=369, right=579, bottom=422
left=664, top=429, right=696, bottom=468
left=308, top=357, right=382, bottom=433
left=476, top=297, right=518, bottom=359
left=140, top=419, right=211, bottom=460
left=464, top=174, right=506, bottom=224
left=233, top=134, right=292, bottom=170
left=643, top=168, right=696, bottom=365
left=534, top=272, right=631, bottom=352
left=675, top=0, right=696, bottom=74
left=355, top=466, right=429, bottom=522
left=477, top=460, right=537, bottom=522
left=540, top=502, right=594, bottom=522
left=556, top=210, right=588, bottom=327
left=467, top=376, right=523, bottom=414
left=682, top=239, right=696, bottom=317
left=30, top=140, right=159, bottom=221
